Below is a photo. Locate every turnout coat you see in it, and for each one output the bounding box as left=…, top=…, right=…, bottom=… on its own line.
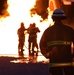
left=40, top=22, right=74, bottom=63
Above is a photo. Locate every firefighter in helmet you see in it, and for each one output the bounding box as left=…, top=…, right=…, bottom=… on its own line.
left=17, top=22, right=27, bottom=57
left=28, top=23, right=40, bottom=56
left=39, top=8, right=74, bottom=75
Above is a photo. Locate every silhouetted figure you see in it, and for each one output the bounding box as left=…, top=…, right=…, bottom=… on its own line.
left=17, top=22, right=27, bottom=57
left=28, top=23, right=40, bottom=56
left=39, top=8, right=74, bottom=75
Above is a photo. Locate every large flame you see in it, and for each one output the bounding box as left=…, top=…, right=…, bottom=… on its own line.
left=0, top=0, right=53, bottom=59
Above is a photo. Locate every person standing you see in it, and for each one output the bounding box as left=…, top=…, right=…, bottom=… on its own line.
left=17, top=22, right=27, bottom=57
left=39, top=8, right=74, bottom=75
left=28, top=23, right=40, bottom=56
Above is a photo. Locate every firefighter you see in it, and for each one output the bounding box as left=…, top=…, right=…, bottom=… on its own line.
left=17, top=22, right=27, bottom=57
left=27, top=23, right=33, bottom=56
left=28, top=23, right=40, bottom=56
left=39, top=8, right=74, bottom=75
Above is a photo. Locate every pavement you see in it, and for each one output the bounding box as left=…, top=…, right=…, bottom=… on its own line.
left=0, top=55, right=50, bottom=75
left=0, top=54, right=74, bottom=75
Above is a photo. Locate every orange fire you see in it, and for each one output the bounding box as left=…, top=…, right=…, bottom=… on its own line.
left=0, top=0, right=53, bottom=59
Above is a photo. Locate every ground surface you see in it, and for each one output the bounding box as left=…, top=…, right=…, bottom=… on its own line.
left=0, top=54, right=74, bottom=75
left=0, top=56, right=50, bottom=75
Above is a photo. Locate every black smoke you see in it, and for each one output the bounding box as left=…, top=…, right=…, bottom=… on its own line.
left=35, top=0, right=49, bottom=19
left=30, top=0, right=49, bottom=20
left=0, top=0, right=9, bottom=17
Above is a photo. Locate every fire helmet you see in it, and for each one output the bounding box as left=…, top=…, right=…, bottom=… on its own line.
left=20, top=22, right=24, bottom=27
left=52, top=8, right=67, bottom=20
left=32, top=23, right=36, bottom=27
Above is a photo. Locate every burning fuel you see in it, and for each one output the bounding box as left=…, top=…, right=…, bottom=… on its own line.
left=0, top=0, right=53, bottom=60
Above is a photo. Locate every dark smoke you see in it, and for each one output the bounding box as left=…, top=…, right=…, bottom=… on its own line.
left=30, top=0, right=49, bottom=20
left=36, top=0, right=49, bottom=19
left=0, top=0, right=9, bottom=17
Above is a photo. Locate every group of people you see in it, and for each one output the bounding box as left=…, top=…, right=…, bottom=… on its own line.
left=17, top=8, right=74, bottom=75
left=17, top=22, right=40, bottom=57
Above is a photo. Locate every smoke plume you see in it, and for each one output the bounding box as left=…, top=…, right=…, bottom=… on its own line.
left=0, top=0, right=9, bottom=17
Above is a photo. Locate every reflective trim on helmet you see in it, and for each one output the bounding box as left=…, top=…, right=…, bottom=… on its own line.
left=47, top=41, right=72, bottom=46
left=52, top=14, right=65, bottom=17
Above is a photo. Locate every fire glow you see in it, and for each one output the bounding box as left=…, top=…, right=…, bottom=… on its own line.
left=0, top=0, right=53, bottom=59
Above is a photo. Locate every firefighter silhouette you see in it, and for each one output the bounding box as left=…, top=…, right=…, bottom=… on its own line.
left=17, top=22, right=27, bottom=57
left=40, top=8, right=74, bottom=75
left=28, top=23, right=40, bottom=56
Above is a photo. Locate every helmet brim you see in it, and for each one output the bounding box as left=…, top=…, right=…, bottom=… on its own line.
left=52, top=15, right=67, bottom=20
